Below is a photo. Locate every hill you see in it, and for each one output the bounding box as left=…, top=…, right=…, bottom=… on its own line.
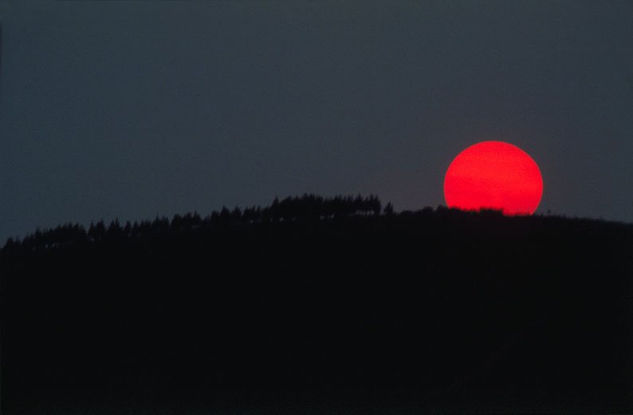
left=2, top=195, right=632, bottom=413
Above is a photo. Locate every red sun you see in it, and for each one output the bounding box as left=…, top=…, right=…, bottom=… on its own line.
left=443, top=141, right=543, bottom=215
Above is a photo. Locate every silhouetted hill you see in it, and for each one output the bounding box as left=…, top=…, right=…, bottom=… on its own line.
left=2, top=195, right=632, bottom=413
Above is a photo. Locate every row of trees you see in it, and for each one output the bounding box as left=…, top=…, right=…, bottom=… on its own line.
left=3, top=194, right=388, bottom=251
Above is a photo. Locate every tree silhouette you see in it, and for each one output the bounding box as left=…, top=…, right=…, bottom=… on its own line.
left=383, top=202, right=394, bottom=215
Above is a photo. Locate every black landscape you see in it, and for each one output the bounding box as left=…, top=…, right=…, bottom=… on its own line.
left=2, top=195, right=632, bottom=414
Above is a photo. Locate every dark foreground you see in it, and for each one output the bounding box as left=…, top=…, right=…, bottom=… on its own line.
left=2, top=199, right=632, bottom=413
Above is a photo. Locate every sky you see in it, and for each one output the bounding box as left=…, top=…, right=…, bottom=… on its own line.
left=1, top=1, right=633, bottom=241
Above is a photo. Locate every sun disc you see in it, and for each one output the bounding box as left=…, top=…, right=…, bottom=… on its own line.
left=443, top=141, right=543, bottom=215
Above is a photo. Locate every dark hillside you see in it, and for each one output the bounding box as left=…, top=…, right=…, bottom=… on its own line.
left=2, top=195, right=632, bottom=413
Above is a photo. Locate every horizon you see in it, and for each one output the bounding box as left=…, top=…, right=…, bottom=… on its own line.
left=4, top=192, right=632, bottom=246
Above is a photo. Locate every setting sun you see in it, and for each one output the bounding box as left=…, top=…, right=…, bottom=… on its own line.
left=444, top=141, right=543, bottom=215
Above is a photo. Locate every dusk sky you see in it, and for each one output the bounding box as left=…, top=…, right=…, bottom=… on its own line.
left=2, top=1, right=633, bottom=241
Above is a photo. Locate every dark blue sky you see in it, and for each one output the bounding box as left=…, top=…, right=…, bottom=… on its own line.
left=2, top=1, right=633, bottom=240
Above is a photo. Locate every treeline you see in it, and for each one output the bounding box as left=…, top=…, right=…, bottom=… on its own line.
left=3, top=194, right=383, bottom=251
